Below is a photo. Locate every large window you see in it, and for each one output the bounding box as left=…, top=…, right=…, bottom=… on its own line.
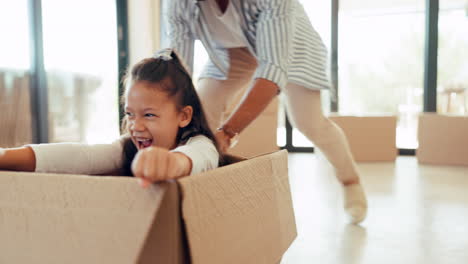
left=338, top=0, right=426, bottom=149
left=41, top=0, right=120, bottom=143
left=0, top=0, right=30, bottom=70
left=0, top=0, right=122, bottom=145
left=162, top=0, right=466, bottom=153
left=437, top=0, right=468, bottom=115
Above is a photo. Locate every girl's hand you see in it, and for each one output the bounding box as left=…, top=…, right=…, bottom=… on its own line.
left=0, top=147, right=36, bottom=171
left=131, top=146, right=192, bottom=188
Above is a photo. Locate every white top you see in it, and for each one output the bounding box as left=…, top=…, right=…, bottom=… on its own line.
left=199, top=0, right=247, bottom=48
left=29, top=135, right=219, bottom=176
left=168, top=0, right=332, bottom=93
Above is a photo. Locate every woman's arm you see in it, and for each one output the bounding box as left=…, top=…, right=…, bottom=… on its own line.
left=0, top=147, right=36, bottom=171
left=216, top=78, right=279, bottom=151
left=216, top=0, right=292, bottom=150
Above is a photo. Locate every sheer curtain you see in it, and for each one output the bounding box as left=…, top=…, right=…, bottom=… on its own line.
left=0, top=70, right=32, bottom=147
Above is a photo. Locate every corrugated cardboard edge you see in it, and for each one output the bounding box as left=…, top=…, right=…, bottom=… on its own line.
left=417, top=113, right=468, bottom=166
left=178, top=150, right=297, bottom=264
left=137, top=180, right=189, bottom=264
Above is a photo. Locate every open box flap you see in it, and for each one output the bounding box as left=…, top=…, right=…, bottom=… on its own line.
left=178, top=150, right=297, bottom=264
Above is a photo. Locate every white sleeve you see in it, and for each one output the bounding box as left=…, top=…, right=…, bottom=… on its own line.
left=28, top=139, right=124, bottom=175
left=171, top=135, right=219, bottom=175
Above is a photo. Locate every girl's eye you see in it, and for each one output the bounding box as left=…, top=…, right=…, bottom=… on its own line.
left=125, top=112, right=134, bottom=117
left=145, top=113, right=157, bottom=118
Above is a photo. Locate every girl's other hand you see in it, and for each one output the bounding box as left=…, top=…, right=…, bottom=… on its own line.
left=131, top=146, right=192, bottom=188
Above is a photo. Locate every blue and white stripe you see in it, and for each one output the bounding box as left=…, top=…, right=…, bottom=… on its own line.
left=165, top=0, right=331, bottom=92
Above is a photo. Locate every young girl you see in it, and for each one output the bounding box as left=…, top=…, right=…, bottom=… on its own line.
left=0, top=48, right=220, bottom=187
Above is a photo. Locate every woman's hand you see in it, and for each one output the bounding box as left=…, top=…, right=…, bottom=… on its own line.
left=131, top=146, right=192, bottom=188
left=215, top=130, right=231, bottom=153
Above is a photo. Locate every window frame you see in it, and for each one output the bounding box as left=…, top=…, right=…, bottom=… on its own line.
left=282, top=0, right=438, bottom=156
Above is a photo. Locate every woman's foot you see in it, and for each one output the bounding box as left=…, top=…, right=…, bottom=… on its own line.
left=343, top=183, right=368, bottom=224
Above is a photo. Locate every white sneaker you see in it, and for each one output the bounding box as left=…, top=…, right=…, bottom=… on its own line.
left=343, top=183, right=368, bottom=224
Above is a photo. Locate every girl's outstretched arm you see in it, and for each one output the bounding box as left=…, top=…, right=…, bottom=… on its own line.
left=0, top=147, right=36, bottom=171
left=132, top=135, right=219, bottom=187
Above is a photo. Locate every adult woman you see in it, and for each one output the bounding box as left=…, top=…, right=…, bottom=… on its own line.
left=165, top=0, right=367, bottom=224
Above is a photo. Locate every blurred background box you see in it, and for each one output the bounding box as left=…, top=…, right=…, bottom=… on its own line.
left=417, top=113, right=468, bottom=166
left=329, top=115, right=398, bottom=162
left=228, top=98, right=279, bottom=158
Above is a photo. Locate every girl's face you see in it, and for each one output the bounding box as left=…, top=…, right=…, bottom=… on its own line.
left=124, top=81, right=192, bottom=150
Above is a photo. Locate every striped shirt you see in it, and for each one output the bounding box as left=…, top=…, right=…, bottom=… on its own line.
left=164, top=0, right=331, bottom=92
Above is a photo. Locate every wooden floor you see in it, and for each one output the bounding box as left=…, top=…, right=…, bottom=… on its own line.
left=281, top=153, right=468, bottom=264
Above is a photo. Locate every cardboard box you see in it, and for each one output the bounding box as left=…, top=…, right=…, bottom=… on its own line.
left=0, top=150, right=296, bottom=264
left=229, top=110, right=279, bottom=158
left=329, top=115, right=398, bottom=162
left=417, top=114, right=468, bottom=166
left=227, top=98, right=279, bottom=158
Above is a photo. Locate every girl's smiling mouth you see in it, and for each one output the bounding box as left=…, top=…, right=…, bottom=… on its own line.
left=135, top=138, right=153, bottom=149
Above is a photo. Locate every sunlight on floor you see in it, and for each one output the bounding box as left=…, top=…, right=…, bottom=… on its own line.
left=282, top=153, right=468, bottom=264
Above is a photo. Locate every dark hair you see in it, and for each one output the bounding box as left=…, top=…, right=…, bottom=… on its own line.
left=120, top=50, right=222, bottom=175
